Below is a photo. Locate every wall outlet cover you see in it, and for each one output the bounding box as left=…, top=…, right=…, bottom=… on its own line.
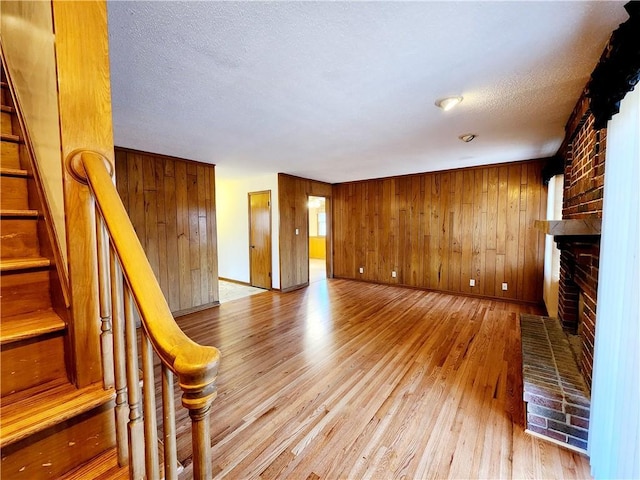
left=392, top=271, right=397, bottom=278
left=359, top=267, right=364, bottom=274
left=469, top=279, right=475, bottom=287
left=502, top=282, right=508, bottom=291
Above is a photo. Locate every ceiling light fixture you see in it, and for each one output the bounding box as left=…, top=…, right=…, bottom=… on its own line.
left=459, top=133, right=477, bottom=143
left=435, top=96, right=463, bottom=111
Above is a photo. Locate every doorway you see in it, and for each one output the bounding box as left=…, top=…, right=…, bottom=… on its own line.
left=249, top=191, right=272, bottom=289
left=308, top=196, right=327, bottom=283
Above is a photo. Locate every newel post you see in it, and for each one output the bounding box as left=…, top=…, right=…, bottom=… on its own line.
left=65, top=150, right=116, bottom=388
left=176, top=356, right=219, bottom=480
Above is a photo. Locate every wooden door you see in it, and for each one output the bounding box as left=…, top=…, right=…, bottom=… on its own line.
left=249, top=191, right=272, bottom=289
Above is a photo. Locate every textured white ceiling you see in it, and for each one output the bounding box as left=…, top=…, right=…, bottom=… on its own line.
left=107, top=1, right=627, bottom=183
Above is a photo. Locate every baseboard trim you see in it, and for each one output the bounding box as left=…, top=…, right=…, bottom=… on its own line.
left=219, top=277, right=252, bottom=287
left=331, top=276, right=544, bottom=307
left=173, top=301, right=220, bottom=318
left=280, top=283, right=309, bottom=293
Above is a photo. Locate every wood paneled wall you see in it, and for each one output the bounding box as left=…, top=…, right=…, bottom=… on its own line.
left=278, top=174, right=332, bottom=292
left=332, top=160, right=547, bottom=303
left=115, top=147, right=219, bottom=314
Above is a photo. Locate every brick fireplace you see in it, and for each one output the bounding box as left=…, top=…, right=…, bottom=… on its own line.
left=522, top=92, right=605, bottom=453
left=556, top=95, right=606, bottom=390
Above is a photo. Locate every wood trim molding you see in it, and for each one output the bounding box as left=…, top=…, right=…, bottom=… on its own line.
left=173, top=301, right=220, bottom=318
left=534, top=219, right=602, bottom=237
left=331, top=275, right=544, bottom=307
left=218, top=277, right=252, bottom=287
left=280, top=283, right=309, bottom=293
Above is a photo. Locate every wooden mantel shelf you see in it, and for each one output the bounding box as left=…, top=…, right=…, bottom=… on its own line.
left=534, top=218, right=602, bottom=237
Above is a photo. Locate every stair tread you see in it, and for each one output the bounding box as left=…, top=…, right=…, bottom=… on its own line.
left=0, top=208, right=38, bottom=217
left=0, top=380, right=115, bottom=448
left=0, top=308, right=66, bottom=345
left=1, top=105, right=13, bottom=113
left=59, top=447, right=128, bottom=480
left=0, top=257, right=50, bottom=272
left=1, top=132, right=19, bottom=143
left=0, top=167, right=28, bottom=177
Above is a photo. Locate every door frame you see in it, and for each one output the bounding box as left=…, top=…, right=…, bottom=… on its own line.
left=248, top=190, right=272, bottom=289
left=307, top=194, right=333, bottom=280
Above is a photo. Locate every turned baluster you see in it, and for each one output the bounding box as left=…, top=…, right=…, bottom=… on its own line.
left=162, top=366, right=178, bottom=480
left=141, top=332, right=159, bottom=478
left=109, top=250, right=129, bottom=466
left=95, top=212, right=114, bottom=388
left=124, top=284, right=145, bottom=478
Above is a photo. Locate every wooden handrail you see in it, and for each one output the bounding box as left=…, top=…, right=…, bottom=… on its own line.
left=67, top=150, right=220, bottom=478
left=69, top=150, right=220, bottom=382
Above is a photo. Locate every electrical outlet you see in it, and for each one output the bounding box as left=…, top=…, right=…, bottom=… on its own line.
left=359, top=267, right=364, bottom=274
left=469, top=279, right=475, bottom=287
left=295, top=228, right=299, bottom=235
left=392, top=271, right=397, bottom=278
left=502, top=282, right=508, bottom=291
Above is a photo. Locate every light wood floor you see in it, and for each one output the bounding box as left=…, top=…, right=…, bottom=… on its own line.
left=173, top=279, right=592, bottom=479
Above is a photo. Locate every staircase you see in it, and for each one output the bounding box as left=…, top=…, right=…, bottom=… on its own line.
left=0, top=67, right=125, bottom=478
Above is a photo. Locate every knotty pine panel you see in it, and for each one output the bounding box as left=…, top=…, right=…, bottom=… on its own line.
left=278, top=174, right=332, bottom=292
left=115, top=147, right=218, bottom=313
left=332, top=160, right=547, bottom=303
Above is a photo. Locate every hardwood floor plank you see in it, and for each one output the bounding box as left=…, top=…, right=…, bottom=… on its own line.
left=168, top=279, right=591, bottom=479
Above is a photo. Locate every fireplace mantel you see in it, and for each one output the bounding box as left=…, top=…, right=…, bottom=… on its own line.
left=535, top=218, right=601, bottom=238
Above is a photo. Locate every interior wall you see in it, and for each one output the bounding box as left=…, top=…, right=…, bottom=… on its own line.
left=332, top=160, right=547, bottom=303
left=543, top=174, right=564, bottom=317
left=279, top=174, right=332, bottom=292
left=1, top=1, right=67, bottom=270
left=216, top=173, right=280, bottom=289
left=115, top=147, right=219, bottom=314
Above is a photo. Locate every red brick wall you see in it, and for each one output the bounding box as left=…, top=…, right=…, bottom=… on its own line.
left=557, top=97, right=606, bottom=390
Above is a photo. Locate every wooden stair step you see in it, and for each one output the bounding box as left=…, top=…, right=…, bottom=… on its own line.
left=0, top=262, right=51, bottom=317
left=0, top=257, right=50, bottom=272
left=1, top=110, right=13, bottom=134
left=58, top=447, right=128, bottom=480
left=0, top=167, right=28, bottom=177
left=0, top=82, right=8, bottom=107
left=1, top=175, right=28, bottom=210
left=1, top=104, right=14, bottom=113
left=1, top=132, right=20, bottom=143
left=0, top=380, right=115, bottom=448
left=1, top=140, right=20, bottom=169
left=0, top=309, right=66, bottom=346
left=0, top=218, right=40, bottom=259
left=0, top=209, right=38, bottom=218
left=59, top=441, right=185, bottom=480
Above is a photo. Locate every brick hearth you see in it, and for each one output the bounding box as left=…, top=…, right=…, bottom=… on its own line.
left=520, top=314, right=590, bottom=453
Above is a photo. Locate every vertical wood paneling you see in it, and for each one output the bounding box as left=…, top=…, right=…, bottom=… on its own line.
left=332, top=160, right=547, bottom=303
left=115, top=147, right=218, bottom=313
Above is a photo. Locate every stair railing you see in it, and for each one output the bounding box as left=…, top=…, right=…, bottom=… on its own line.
left=67, top=150, right=220, bottom=480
